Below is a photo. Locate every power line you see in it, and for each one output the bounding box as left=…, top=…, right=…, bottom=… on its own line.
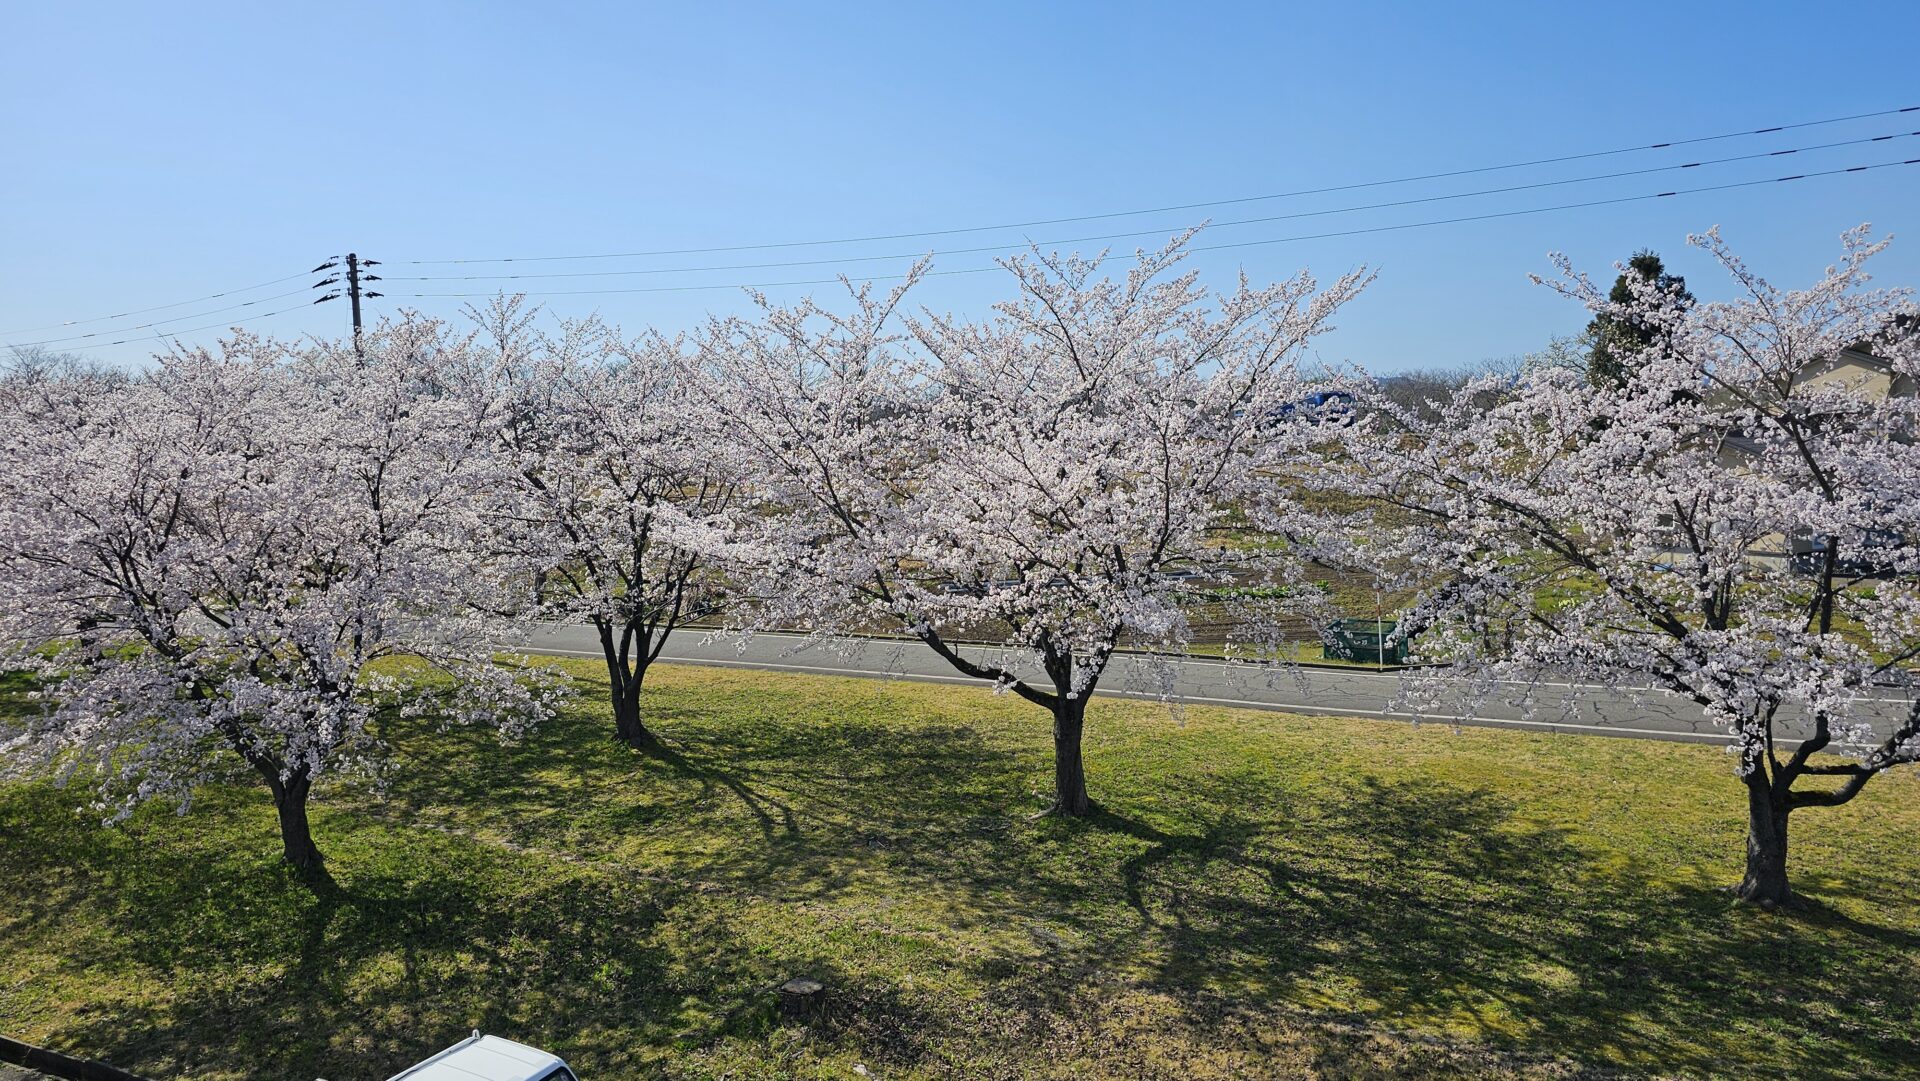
left=12, top=257, right=379, bottom=353
left=397, top=158, right=1920, bottom=300
left=0, top=272, right=312, bottom=337
left=12, top=289, right=312, bottom=348
left=35, top=160, right=1910, bottom=352
left=20, top=107, right=1915, bottom=347
left=402, top=104, right=1920, bottom=266
left=45, top=301, right=315, bottom=353
left=393, top=129, right=1919, bottom=284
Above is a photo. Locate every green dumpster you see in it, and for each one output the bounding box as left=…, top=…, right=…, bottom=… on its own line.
left=1323, top=617, right=1408, bottom=665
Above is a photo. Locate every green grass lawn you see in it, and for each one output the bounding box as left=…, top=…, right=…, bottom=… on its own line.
left=2, top=661, right=1917, bottom=1080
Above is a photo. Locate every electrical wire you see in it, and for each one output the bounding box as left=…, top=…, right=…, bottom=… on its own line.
left=0, top=272, right=314, bottom=338
left=13, top=289, right=314, bottom=348
left=397, top=158, right=1920, bottom=299
left=392, top=129, right=1920, bottom=284
left=50, top=301, right=315, bottom=353
left=20, top=105, right=1916, bottom=343
left=402, top=104, right=1919, bottom=265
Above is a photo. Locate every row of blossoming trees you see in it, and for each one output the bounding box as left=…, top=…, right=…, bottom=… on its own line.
left=3, top=229, right=1917, bottom=906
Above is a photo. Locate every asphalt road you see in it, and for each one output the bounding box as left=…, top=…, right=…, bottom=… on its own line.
left=511, top=623, right=1915, bottom=748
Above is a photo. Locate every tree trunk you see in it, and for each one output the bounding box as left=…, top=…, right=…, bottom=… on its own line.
left=599, top=619, right=662, bottom=752
left=611, top=674, right=658, bottom=751
left=272, top=772, right=326, bottom=878
left=1735, top=773, right=1791, bottom=907
left=1050, top=697, right=1091, bottom=816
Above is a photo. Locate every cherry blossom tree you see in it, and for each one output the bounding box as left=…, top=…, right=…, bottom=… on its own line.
left=702, top=236, right=1369, bottom=815
left=0, top=320, right=558, bottom=878
left=1349, top=226, right=1920, bottom=906
left=479, top=300, right=738, bottom=750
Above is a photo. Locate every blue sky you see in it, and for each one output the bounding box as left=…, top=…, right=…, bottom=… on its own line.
left=4, top=1, right=1917, bottom=373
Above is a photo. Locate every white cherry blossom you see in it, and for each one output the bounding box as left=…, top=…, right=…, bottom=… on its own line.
left=702, top=235, right=1369, bottom=814
left=1348, top=226, right=1920, bottom=906
left=0, top=321, right=560, bottom=877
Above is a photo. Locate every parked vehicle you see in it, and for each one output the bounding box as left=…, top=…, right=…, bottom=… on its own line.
left=1323, top=616, right=1409, bottom=665
left=1787, top=530, right=1905, bottom=578
left=384, top=1033, right=575, bottom=1081
left=1265, top=389, right=1357, bottom=426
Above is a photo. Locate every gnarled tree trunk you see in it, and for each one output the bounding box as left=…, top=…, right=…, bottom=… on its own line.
left=1050, top=695, right=1091, bottom=816
left=600, top=621, right=661, bottom=751
left=611, top=672, right=659, bottom=751
left=266, top=767, right=325, bottom=878
left=1736, top=772, right=1791, bottom=907
left=922, top=632, right=1104, bottom=816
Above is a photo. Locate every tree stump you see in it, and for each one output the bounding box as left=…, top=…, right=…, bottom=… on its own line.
left=775, top=976, right=826, bottom=1020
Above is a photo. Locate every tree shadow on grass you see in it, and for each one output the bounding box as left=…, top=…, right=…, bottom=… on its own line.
left=373, top=680, right=1042, bottom=903
left=11, top=669, right=1920, bottom=1080
left=361, top=686, right=1920, bottom=1078
left=4, top=684, right=1042, bottom=1078
left=1011, top=774, right=1920, bottom=1080
left=643, top=737, right=799, bottom=844
left=15, top=804, right=741, bottom=1081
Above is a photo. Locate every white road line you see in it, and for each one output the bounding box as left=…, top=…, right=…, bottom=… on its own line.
left=513, top=644, right=1750, bottom=745
left=518, top=627, right=1916, bottom=704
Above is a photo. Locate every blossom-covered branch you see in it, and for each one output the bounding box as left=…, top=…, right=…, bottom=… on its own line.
left=1349, top=225, right=1920, bottom=905
left=0, top=322, right=562, bottom=876
left=703, top=235, right=1369, bottom=814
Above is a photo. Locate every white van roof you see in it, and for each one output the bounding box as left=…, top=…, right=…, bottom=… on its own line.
left=384, top=1033, right=568, bottom=1081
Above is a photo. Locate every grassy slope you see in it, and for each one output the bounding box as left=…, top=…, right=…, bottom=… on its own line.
left=1, top=662, right=1916, bottom=1080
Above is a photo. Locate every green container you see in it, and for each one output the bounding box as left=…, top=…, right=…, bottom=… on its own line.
left=1324, top=617, right=1408, bottom=664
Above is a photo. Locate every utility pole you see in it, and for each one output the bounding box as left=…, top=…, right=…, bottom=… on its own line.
left=346, top=253, right=365, bottom=339
left=312, top=253, right=383, bottom=357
